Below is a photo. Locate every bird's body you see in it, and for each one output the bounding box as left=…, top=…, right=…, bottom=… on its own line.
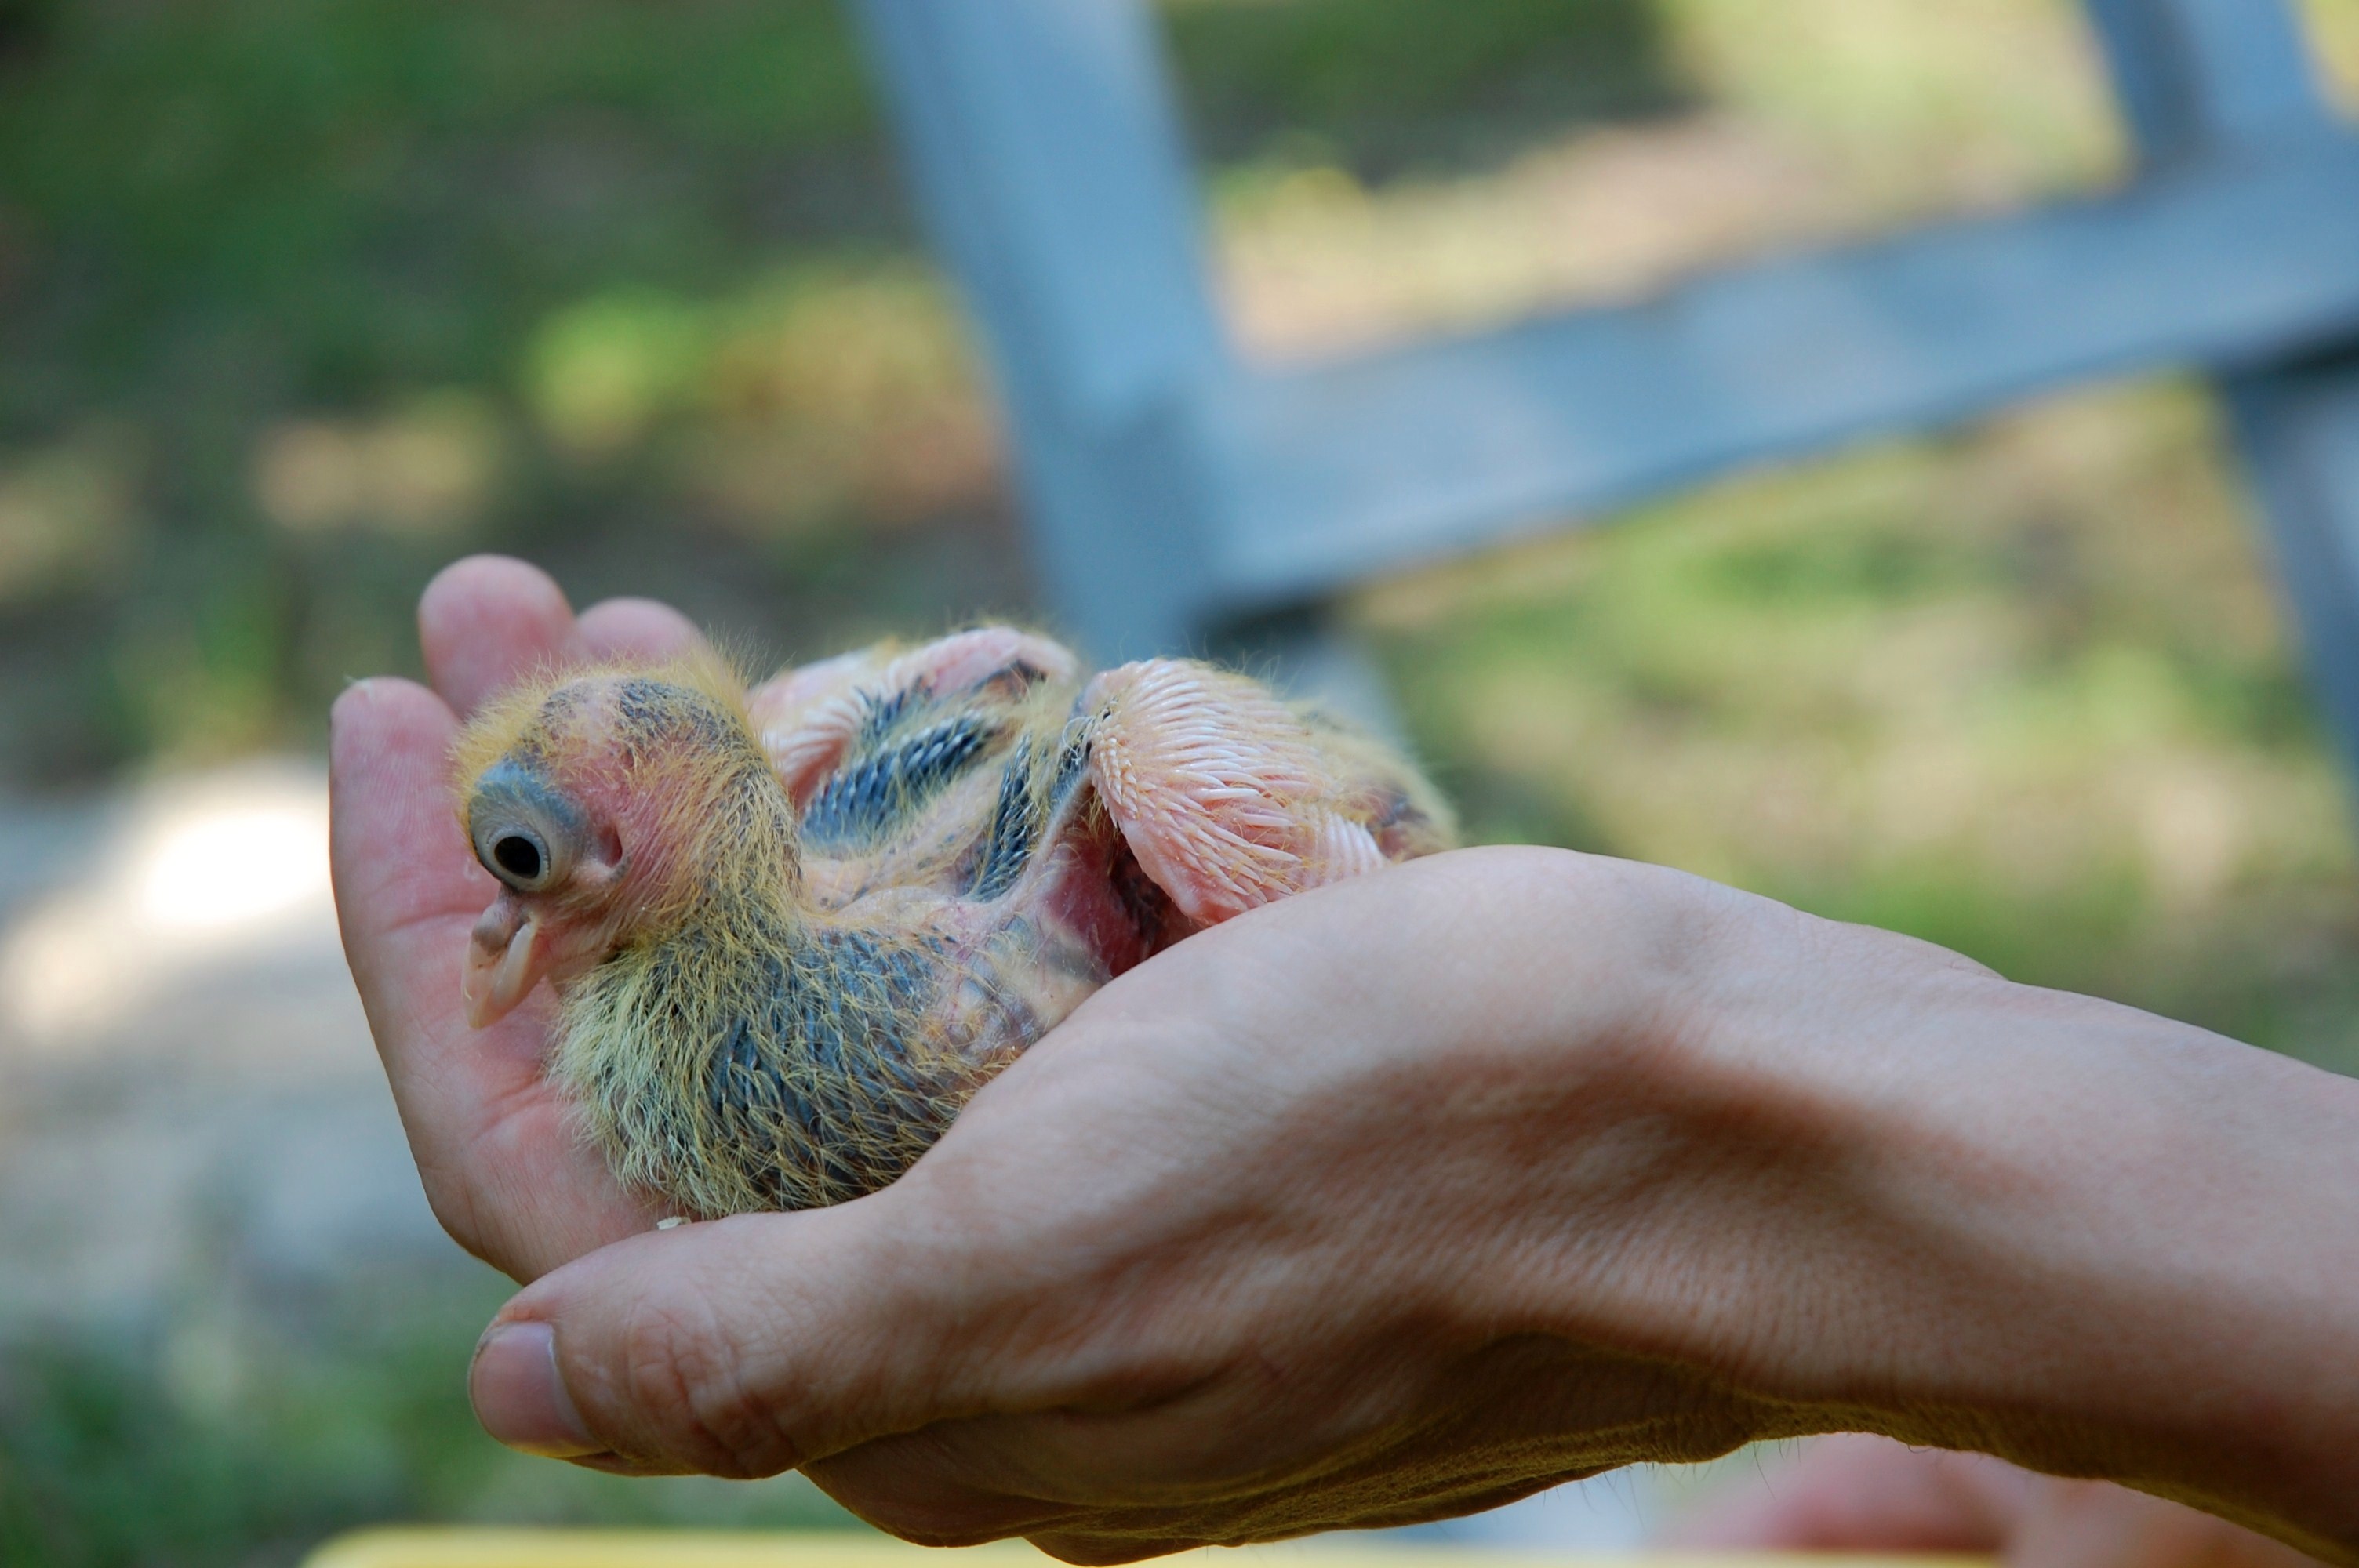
left=454, top=628, right=1453, bottom=1217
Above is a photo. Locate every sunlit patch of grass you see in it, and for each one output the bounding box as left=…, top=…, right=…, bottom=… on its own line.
left=1213, top=119, right=1852, bottom=358
left=529, top=293, right=721, bottom=458
left=1208, top=0, right=2121, bottom=358
left=1659, top=0, right=2121, bottom=208
left=2302, top=0, right=2359, bottom=113
left=254, top=392, right=507, bottom=539
left=524, top=261, right=997, bottom=538
left=1360, top=381, right=2359, bottom=1059
left=0, top=426, right=146, bottom=605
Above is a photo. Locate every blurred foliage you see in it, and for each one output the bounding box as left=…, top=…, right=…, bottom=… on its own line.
left=0, top=0, right=2351, bottom=779
left=0, top=0, right=1678, bottom=785
left=1208, top=0, right=2126, bottom=361
left=1656, top=0, right=2122, bottom=208
left=1168, top=0, right=1682, bottom=175
left=1363, top=381, right=2359, bottom=1072
left=0, top=1267, right=859, bottom=1568
left=0, top=0, right=921, bottom=781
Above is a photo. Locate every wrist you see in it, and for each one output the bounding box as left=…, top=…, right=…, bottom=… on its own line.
left=1496, top=886, right=2359, bottom=1552
left=1827, top=989, right=2359, bottom=1552
left=1378, top=852, right=1839, bottom=1451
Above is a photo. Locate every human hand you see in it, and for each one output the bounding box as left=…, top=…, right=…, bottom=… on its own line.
left=1673, top=1435, right=2323, bottom=1568
left=330, top=555, right=713, bottom=1279
left=332, top=554, right=1807, bottom=1549
left=453, top=822, right=2359, bottom=1563
left=457, top=840, right=1821, bottom=1558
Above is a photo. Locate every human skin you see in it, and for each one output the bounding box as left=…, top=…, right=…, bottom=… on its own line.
left=1677, top=1434, right=2324, bottom=1568
left=331, top=556, right=2359, bottom=1565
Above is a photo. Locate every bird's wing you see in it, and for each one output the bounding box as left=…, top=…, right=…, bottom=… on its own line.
left=749, top=627, right=1078, bottom=808
left=1081, top=660, right=1454, bottom=927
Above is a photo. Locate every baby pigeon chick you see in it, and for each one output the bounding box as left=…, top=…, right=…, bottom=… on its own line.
left=455, top=627, right=1453, bottom=1218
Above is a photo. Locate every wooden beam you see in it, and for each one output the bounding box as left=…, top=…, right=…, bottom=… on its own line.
left=1215, top=136, right=2359, bottom=603
left=851, top=0, right=1239, bottom=658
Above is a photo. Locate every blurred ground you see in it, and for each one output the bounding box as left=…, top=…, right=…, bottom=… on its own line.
left=5, top=0, right=2359, bottom=1563
left=0, top=770, right=869, bottom=1559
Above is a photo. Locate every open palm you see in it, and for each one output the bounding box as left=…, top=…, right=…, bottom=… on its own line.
left=329, top=556, right=713, bottom=1280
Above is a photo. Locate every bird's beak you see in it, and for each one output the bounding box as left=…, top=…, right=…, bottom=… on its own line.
left=463, top=892, right=547, bottom=1028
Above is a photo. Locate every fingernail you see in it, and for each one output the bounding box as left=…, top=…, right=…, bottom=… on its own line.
left=470, top=1320, right=602, bottom=1458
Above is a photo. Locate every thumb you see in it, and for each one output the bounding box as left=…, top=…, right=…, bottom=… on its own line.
left=469, top=1196, right=994, bottom=1476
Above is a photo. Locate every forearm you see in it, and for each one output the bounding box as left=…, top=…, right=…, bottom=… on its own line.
left=1478, top=869, right=2359, bottom=1556
left=1796, top=978, right=2359, bottom=1551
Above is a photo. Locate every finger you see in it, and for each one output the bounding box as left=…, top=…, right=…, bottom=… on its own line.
left=329, top=676, right=469, bottom=946
left=420, top=554, right=578, bottom=716
left=329, top=676, right=499, bottom=1210
left=329, top=676, right=652, bottom=1278
left=576, top=597, right=706, bottom=665
left=329, top=675, right=538, bottom=1100
left=1663, top=1434, right=2020, bottom=1549
left=2012, top=1481, right=2321, bottom=1568
left=471, top=1197, right=1008, bottom=1479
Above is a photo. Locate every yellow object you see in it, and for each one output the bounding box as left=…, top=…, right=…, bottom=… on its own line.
left=304, top=1532, right=1038, bottom=1568
left=302, top=1527, right=1992, bottom=1568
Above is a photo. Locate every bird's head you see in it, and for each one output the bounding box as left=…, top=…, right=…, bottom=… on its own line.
left=451, top=654, right=793, bottom=1028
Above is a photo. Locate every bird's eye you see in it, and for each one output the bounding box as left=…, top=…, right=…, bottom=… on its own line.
left=467, top=760, right=587, bottom=895
left=493, top=833, right=544, bottom=882
left=477, top=821, right=560, bottom=892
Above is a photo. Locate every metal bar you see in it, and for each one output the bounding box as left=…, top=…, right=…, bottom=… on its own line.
left=849, top=0, right=1241, bottom=658
left=2085, top=0, right=2359, bottom=781
left=2225, top=355, right=2359, bottom=771
left=1211, top=136, right=2359, bottom=605
left=2082, top=0, right=2335, bottom=159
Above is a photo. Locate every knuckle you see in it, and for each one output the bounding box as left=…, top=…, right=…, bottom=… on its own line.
left=618, top=1291, right=794, bottom=1478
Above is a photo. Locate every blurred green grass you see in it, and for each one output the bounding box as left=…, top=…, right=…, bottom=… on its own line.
left=1359, top=383, right=2359, bottom=1073
left=5, top=1, right=2359, bottom=1563
left=0, top=0, right=1676, bottom=779
left=0, top=1265, right=863, bottom=1566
